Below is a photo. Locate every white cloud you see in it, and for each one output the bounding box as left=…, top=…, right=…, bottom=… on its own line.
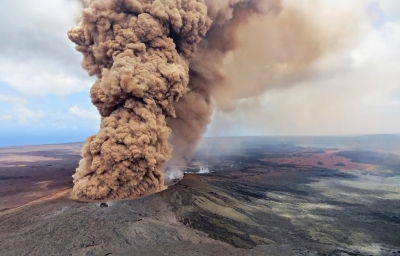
left=0, top=94, right=27, bottom=105
left=69, top=105, right=100, bottom=121
left=0, top=64, right=91, bottom=96
left=14, top=106, right=44, bottom=124
left=0, top=93, right=44, bottom=124
left=0, top=0, right=94, bottom=96
left=379, top=0, right=400, bottom=21
left=0, top=115, right=12, bottom=121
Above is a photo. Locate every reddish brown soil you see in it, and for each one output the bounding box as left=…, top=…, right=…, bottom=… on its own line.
left=264, top=151, right=376, bottom=172
left=0, top=143, right=81, bottom=213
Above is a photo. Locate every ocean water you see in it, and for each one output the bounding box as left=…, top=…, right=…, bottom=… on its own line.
left=0, top=131, right=92, bottom=147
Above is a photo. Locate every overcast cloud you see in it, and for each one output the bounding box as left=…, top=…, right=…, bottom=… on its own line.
left=0, top=0, right=94, bottom=96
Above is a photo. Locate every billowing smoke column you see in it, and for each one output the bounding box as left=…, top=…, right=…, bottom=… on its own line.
left=166, top=0, right=282, bottom=174
left=69, top=0, right=348, bottom=200
left=68, top=0, right=211, bottom=200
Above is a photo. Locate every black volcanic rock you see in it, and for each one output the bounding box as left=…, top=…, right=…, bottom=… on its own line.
left=1, top=138, right=400, bottom=255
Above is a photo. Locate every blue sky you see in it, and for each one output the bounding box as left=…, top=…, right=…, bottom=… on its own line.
left=0, top=0, right=400, bottom=146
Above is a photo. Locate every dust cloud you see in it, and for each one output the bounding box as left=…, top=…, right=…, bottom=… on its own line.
left=68, top=0, right=211, bottom=200
left=69, top=0, right=358, bottom=200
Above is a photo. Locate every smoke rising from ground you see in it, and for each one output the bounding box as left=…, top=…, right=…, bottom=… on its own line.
left=69, top=0, right=359, bottom=200
left=68, top=0, right=211, bottom=200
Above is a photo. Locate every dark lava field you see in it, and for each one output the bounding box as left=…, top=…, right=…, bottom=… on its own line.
left=0, top=136, right=399, bottom=256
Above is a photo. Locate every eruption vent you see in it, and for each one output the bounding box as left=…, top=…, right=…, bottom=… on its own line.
left=69, top=0, right=355, bottom=200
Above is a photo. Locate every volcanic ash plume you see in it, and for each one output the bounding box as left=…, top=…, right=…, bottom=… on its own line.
left=68, top=0, right=211, bottom=200
left=69, top=0, right=355, bottom=200
left=165, top=0, right=279, bottom=171
left=166, top=0, right=359, bottom=170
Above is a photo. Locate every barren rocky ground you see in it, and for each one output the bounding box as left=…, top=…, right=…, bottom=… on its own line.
left=0, top=136, right=399, bottom=256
